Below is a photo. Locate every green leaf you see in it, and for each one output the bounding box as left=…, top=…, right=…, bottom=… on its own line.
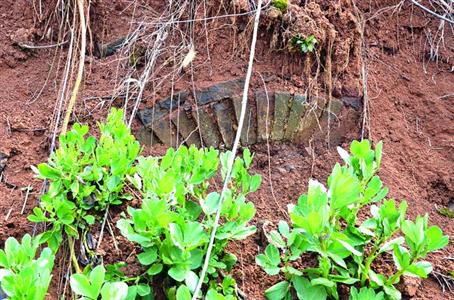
left=184, top=271, right=199, bottom=294
left=84, top=215, right=96, bottom=225
left=107, top=175, right=121, bottom=192
left=168, top=265, right=189, bottom=282
left=202, top=192, right=220, bottom=215
left=292, top=276, right=327, bottom=300
left=159, top=172, right=175, bottom=194
left=89, top=265, right=106, bottom=296
left=269, top=230, right=286, bottom=249
left=425, top=226, right=449, bottom=252
left=329, top=164, right=361, bottom=210
left=137, top=284, right=151, bottom=296
left=169, top=223, right=184, bottom=249
left=37, top=164, right=62, bottom=180
left=176, top=285, right=192, bottom=300
left=311, top=278, right=335, bottom=288
left=101, top=282, right=128, bottom=300
left=249, top=174, right=262, bottom=193
left=256, top=245, right=281, bottom=275
left=147, top=263, right=163, bottom=276
left=264, top=281, right=290, bottom=300
left=137, top=247, right=158, bottom=265
left=383, top=284, right=401, bottom=300
left=378, top=237, right=404, bottom=254
left=70, top=273, right=98, bottom=299
left=278, top=221, right=290, bottom=239
left=405, top=261, right=432, bottom=278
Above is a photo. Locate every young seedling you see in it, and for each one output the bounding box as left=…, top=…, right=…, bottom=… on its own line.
left=70, top=265, right=129, bottom=300
left=290, top=34, right=317, bottom=54
left=118, top=146, right=261, bottom=297
left=29, top=108, right=140, bottom=270
left=256, top=140, right=449, bottom=299
left=0, top=234, right=54, bottom=300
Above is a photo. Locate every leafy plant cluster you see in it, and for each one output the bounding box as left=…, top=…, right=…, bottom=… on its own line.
left=0, top=234, right=54, bottom=300
left=290, top=34, right=317, bottom=54
left=29, top=108, right=140, bottom=252
left=256, top=140, right=449, bottom=299
left=116, top=146, right=261, bottom=299
left=0, top=107, right=448, bottom=299
left=0, top=108, right=261, bottom=299
left=272, top=0, right=288, bottom=12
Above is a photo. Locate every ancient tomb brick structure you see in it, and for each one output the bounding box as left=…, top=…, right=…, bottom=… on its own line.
left=136, top=79, right=361, bottom=148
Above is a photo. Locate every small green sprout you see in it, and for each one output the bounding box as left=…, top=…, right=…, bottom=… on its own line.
left=291, top=34, right=318, bottom=54
left=272, top=0, right=288, bottom=12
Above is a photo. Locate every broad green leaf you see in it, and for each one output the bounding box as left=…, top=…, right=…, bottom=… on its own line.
left=137, top=247, right=158, bottom=265
left=425, top=226, right=449, bottom=252
left=278, top=221, right=290, bottom=239
left=168, top=265, right=189, bottom=282
left=70, top=274, right=98, bottom=299
left=147, top=263, right=163, bottom=276
left=264, top=281, right=290, bottom=300
left=249, top=174, right=262, bottom=193
left=176, top=285, right=192, bottom=300
left=311, top=278, right=335, bottom=288
left=329, top=164, right=361, bottom=210
left=378, top=237, right=404, bottom=254
left=184, top=271, right=199, bottom=294
left=202, top=192, right=220, bottom=215
left=269, top=230, right=286, bottom=249
left=107, top=175, right=121, bottom=192
left=101, top=282, right=128, bottom=300
left=292, top=276, right=327, bottom=300
left=405, top=261, right=432, bottom=278
left=89, top=265, right=106, bottom=296
left=159, top=172, right=175, bottom=194
left=383, top=284, right=401, bottom=300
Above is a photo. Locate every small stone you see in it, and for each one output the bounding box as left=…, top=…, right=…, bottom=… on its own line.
left=171, top=105, right=201, bottom=147
left=194, top=107, right=222, bottom=148
left=159, top=91, right=188, bottom=110
left=136, top=127, right=160, bottom=146
left=213, top=101, right=236, bottom=148
left=341, top=96, right=362, bottom=110
left=256, top=90, right=274, bottom=142
left=0, top=152, right=7, bottom=173
left=321, top=97, right=344, bottom=122
left=285, top=94, right=307, bottom=140
left=232, top=95, right=257, bottom=145
left=295, top=96, right=327, bottom=140
left=401, top=276, right=420, bottom=297
left=277, top=167, right=287, bottom=174
left=195, top=79, right=245, bottom=105
left=271, top=92, right=292, bottom=141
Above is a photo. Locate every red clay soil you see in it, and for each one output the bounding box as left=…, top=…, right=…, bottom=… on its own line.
left=0, top=0, right=453, bottom=299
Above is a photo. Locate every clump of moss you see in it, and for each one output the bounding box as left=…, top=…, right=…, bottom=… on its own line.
left=438, top=207, right=454, bottom=218
left=272, top=0, right=288, bottom=12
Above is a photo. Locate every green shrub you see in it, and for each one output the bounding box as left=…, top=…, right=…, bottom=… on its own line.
left=28, top=108, right=140, bottom=252
left=290, top=34, right=317, bottom=54
left=272, top=0, right=288, bottom=12
left=0, top=234, right=54, bottom=300
left=117, top=146, right=261, bottom=298
left=256, top=140, right=448, bottom=300
left=70, top=265, right=129, bottom=300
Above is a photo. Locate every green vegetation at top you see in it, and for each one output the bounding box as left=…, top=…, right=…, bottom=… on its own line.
left=272, top=0, right=288, bottom=12
left=291, top=34, right=317, bottom=54
left=256, top=140, right=449, bottom=300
